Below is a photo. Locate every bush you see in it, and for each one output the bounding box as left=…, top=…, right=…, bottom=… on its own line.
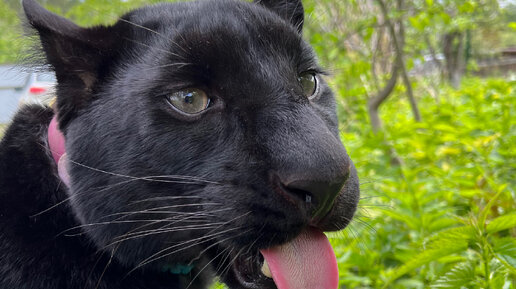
left=330, top=77, right=516, bottom=289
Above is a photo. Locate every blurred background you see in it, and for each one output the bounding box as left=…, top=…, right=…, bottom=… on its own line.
left=1, top=0, right=515, bottom=288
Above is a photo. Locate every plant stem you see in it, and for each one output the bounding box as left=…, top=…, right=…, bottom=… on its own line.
left=481, top=233, right=491, bottom=289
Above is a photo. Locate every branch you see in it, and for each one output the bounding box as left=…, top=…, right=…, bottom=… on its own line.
left=375, top=0, right=421, bottom=122
left=368, top=60, right=399, bottom=112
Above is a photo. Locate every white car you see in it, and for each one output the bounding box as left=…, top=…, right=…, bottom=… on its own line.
left=18, top=71, right=56, bottom=106
left=0, top=66, right=56, bottom=123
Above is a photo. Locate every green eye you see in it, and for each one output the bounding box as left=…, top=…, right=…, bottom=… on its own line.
left=167, top=88, right=210, bottom=114
left=298, top=72, right=317, bottom=99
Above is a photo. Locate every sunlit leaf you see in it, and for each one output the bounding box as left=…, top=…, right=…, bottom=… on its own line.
left=486, top=213, right=516, bottom=234
left=384, top=240, right=468, bottom=286
left=210, top=281, right=228, bottom=289
left=431, top=261, right=476, bottom=288
left=427, top=226, right=476, bottom=244
left=493, top=238, right=516, bottom=270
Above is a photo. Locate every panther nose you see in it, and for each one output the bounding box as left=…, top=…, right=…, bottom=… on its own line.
left=285, top=179, right=345, bottom=220
left=275, top=168, right=350, bottom=222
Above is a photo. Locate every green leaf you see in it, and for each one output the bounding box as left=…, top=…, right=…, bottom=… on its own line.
left=458, top=2, right=476, bottom=14
left=428, top=217, right=460, bottom=233
left=479, top=189, right=505, bottom=230
left=431, top=261, right=476, bottom=288
left=380, top=209, right=420, bottom=230
left=488, top=260, right=511, bottom=288
left=509, top=22, right=516, bottom=31
left=486, top=213, right=516, bottom=234
left=383, top=240, right=468, bottom=287
left=493, top=238, right=516, bottom=270
left=210, top=281, right=228, bottom=289
left=409, top=16, right=424, bottom=31
left=427, top=226, right=476, bottom=244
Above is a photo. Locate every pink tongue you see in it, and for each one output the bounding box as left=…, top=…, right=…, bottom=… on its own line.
left=260, top=228, right=339, bottom=289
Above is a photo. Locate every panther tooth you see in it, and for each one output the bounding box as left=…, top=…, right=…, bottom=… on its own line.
left=261, top=260, right=272, bottom=278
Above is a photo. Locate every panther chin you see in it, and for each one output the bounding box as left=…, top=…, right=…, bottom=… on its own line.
left=222, top=181, right=359, bottom=289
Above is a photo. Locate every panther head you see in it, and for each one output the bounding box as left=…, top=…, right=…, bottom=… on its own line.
left=24, top=0, right=359, bottom=288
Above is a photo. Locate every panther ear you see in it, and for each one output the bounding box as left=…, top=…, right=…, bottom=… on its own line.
left=255, top=0, right=304, bottom=33
left=23, top=0, right=117, bottom=127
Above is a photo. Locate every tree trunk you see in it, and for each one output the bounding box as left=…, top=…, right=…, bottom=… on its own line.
left=443, top=31, right=465, bottom=89
left=371, top=27, right=385, bottom=90
left=376, top=0, right=421, bottom=122
left=368, top=62, right=399, bottom=133
left=399, top=64, right=422, bottom=121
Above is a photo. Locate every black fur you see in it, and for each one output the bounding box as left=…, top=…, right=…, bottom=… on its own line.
left=0, top=0, right=359, bottom=288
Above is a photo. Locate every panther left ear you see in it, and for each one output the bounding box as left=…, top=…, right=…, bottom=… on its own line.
left=23, top=0, right=117, bottom=128
left=255, top=0, right=304, bottom=33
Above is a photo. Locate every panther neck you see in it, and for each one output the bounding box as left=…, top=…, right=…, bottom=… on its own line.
left=47, top=114, right=195, bottom=276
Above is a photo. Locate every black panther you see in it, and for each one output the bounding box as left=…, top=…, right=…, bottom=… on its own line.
left=0, top=0, right=359, bottom=288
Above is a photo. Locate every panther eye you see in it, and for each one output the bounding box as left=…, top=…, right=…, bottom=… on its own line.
left=298, top=72, right=317, bottom=99
left=167, top=88, right=210, bottom=114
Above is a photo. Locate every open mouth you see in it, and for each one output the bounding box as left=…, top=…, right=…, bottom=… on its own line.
left=231, top=249, right=276, bottom=289
left=227, top=228, right=339, bottom=289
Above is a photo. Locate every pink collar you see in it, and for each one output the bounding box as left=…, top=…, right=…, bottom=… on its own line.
left=48, top=115, right=66, bottom=164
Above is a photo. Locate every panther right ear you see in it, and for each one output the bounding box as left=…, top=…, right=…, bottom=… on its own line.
left=255, top=0, right=304, bottom=33
left=23, top=0, right=117, bottom=128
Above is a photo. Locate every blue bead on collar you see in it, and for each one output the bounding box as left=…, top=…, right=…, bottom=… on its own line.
left=161, top=264, right=194, bottom=275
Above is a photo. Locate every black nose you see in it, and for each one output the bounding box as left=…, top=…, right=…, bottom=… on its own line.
left=285, top=179, right=345, bottom=220
left=277, top=168, right=349, bottom=221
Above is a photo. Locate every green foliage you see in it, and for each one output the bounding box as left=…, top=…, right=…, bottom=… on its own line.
left=64, top=0, right=182, bottom=26
left=0, top=1, right=513, bottom=289
left=0, top=1, right=27, bottom=64
left=300, top=5, right=516, bottom=288
left=328, top=77, right=516, bottom=289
